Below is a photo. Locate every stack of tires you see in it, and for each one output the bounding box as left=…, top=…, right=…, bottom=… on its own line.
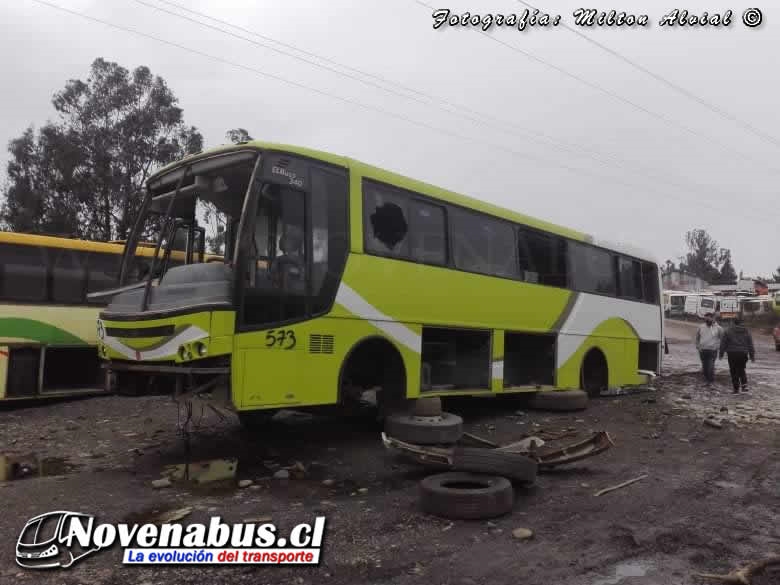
left=385, top=397, right=537, bottom=521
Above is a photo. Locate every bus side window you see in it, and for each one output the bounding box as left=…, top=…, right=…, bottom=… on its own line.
left=450, top=207, right=516, bottom=278
left=0, top=243, right=48, bottom=303
left=569, top=242, right=617, bottom=296
left=618, top=257, right=643, bottom=300
left=86, top=251, right=121, bottom=296
left=408, top=199, right=446, bottom=266
left=310, top=166, right=349, bottom=315
left=517, top=229, right=567, bottom=288
left=51, top=248, right=88, bottom=304
left=363, top=182, right=410, bottom=258
left=641, top=262, right=660, bottom=304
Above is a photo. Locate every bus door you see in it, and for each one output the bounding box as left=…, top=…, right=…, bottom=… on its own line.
left=233, top=154, right=349, bottom=409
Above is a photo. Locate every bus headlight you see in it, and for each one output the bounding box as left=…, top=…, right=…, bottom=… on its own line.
left=178, top=345, right=188, bottom=360
left=195, top=342, right=207, bottom=357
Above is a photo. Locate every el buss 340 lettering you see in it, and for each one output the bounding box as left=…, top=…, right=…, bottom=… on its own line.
left=95, top=141, right=663, bottom=423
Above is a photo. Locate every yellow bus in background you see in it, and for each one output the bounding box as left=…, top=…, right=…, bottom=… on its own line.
left=0, top=229, right=210, bottom=400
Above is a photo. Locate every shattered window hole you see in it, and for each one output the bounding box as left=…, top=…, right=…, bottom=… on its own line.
left=370, top=202, right=409, bottom=252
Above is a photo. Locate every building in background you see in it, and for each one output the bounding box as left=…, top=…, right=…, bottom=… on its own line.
left=661, top=270, right=709, bottom=292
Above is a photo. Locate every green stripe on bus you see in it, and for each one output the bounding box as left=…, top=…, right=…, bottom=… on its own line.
left=0, top=318, right=87, bottom=345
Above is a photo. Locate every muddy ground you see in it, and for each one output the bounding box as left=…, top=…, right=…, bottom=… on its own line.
left=2, top=320, right=780, bottom=585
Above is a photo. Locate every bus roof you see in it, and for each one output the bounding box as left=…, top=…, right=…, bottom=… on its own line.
left=151, top=140, right=660, bottom=264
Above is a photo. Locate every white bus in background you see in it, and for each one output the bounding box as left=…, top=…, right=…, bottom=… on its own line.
left=715, top=296, right=740, bottom=322
left=739, top=295, right=774, bottom=318
left=663, top=290, right=688, bottom=319
left=684, top=293, right=716, bottom=319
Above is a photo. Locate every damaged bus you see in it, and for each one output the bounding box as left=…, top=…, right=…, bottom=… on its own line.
left=95, top=141, right=663, bottom=422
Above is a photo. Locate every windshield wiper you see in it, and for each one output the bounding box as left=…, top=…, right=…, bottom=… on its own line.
left=86, top=279, right=160, bottom=301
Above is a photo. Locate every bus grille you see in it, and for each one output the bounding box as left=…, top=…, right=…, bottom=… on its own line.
left=309, top=334, right=334, bottom=354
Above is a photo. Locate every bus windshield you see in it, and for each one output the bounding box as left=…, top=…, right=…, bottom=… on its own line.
left=119, top=151, right=259, bottom=292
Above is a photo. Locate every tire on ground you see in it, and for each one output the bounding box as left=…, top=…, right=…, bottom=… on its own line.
left=451, top=447, right=538, bottom=483
left=527, top=389, right=588, bottom=412
left=420, top=472, right=514, bottom=520
left=384, top=412, right=463, bottom=444
left=408, top=396, right=443, bottom=417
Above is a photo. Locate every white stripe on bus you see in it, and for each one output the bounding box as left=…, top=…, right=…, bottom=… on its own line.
left=102, top=325, right=209, bottom=361
left=556, top=294, right=662, bottom=367
left=335, top=283, right=422, bottom=354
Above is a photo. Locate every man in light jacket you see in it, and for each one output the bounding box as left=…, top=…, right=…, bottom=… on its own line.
left=695, top=313, right=723, bottom=385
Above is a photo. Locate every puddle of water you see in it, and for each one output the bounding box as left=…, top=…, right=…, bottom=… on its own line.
left=0, top=454, right=79, bottom=481
left=162, top=458, right=237, bottom=484
left=592, top=560, right=653, bottom=585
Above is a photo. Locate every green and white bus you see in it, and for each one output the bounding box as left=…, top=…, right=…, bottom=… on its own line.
left=0, top=231, right=212, bottom=400
left=96, top=141, right=663, bottom=419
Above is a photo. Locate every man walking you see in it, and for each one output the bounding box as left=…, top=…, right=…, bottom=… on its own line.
left=695, top=313, right=722, bottom=385
left=719, top=317, right=756, bottom=393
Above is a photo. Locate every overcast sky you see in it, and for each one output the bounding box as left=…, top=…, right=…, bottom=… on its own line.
left=1, top=1, right=777, bottom=276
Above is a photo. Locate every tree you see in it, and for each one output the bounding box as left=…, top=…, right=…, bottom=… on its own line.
left=679, top=229, right=720, bottom=283
left=662, top=260, right=677, bottom=275
left=225, top=128, right=253, bottom=144
left=716, top=249, right=737, bottom=284
left=678, top=229, right=739, bottom=284
left=1, top=58, right=203, bottom=241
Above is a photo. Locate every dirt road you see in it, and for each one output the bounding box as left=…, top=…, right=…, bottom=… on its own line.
left=2, top=320, right=780, bottom=585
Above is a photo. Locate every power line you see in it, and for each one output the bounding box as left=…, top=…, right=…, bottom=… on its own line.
left=413, top=0, right=780, bottom=175
left=136, top=0, right=667, bottom=175
left=513, top=0, right=780, bottom=150
left=156, top=0, right=432, bottom=101
left=134, top=0, right=771, bottom=205
left=25, top=0, right=778, bottom=228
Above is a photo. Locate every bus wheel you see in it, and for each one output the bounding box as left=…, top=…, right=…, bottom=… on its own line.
left=580, top=348, right=609, bottom=398
left=385, top=412, right=463, bottom=444
left=527, top=390, right=588, bottom=412
left=409, top=396, right=443, bottom=417
left=339, top=337, right=407, bottom=419
left=420, top=472, right=514, bottom=520
left=450, top=448, right=537, bottom=483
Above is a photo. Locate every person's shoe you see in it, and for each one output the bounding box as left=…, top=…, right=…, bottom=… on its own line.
left=742, top=385, right=749, bottom=393
left=732, top=387, right=740, bottom=394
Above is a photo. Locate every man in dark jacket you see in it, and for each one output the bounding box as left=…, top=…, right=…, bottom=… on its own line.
left=719, top=317, right=756, bottom=393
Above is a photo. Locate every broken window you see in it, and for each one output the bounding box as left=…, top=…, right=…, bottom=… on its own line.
left=409, top=200, right=446, bottom=265
left=364, top=182, right=409, bottom=257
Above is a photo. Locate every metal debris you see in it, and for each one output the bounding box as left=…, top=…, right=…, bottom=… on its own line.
left=594, top=474, right=648, bottom=497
